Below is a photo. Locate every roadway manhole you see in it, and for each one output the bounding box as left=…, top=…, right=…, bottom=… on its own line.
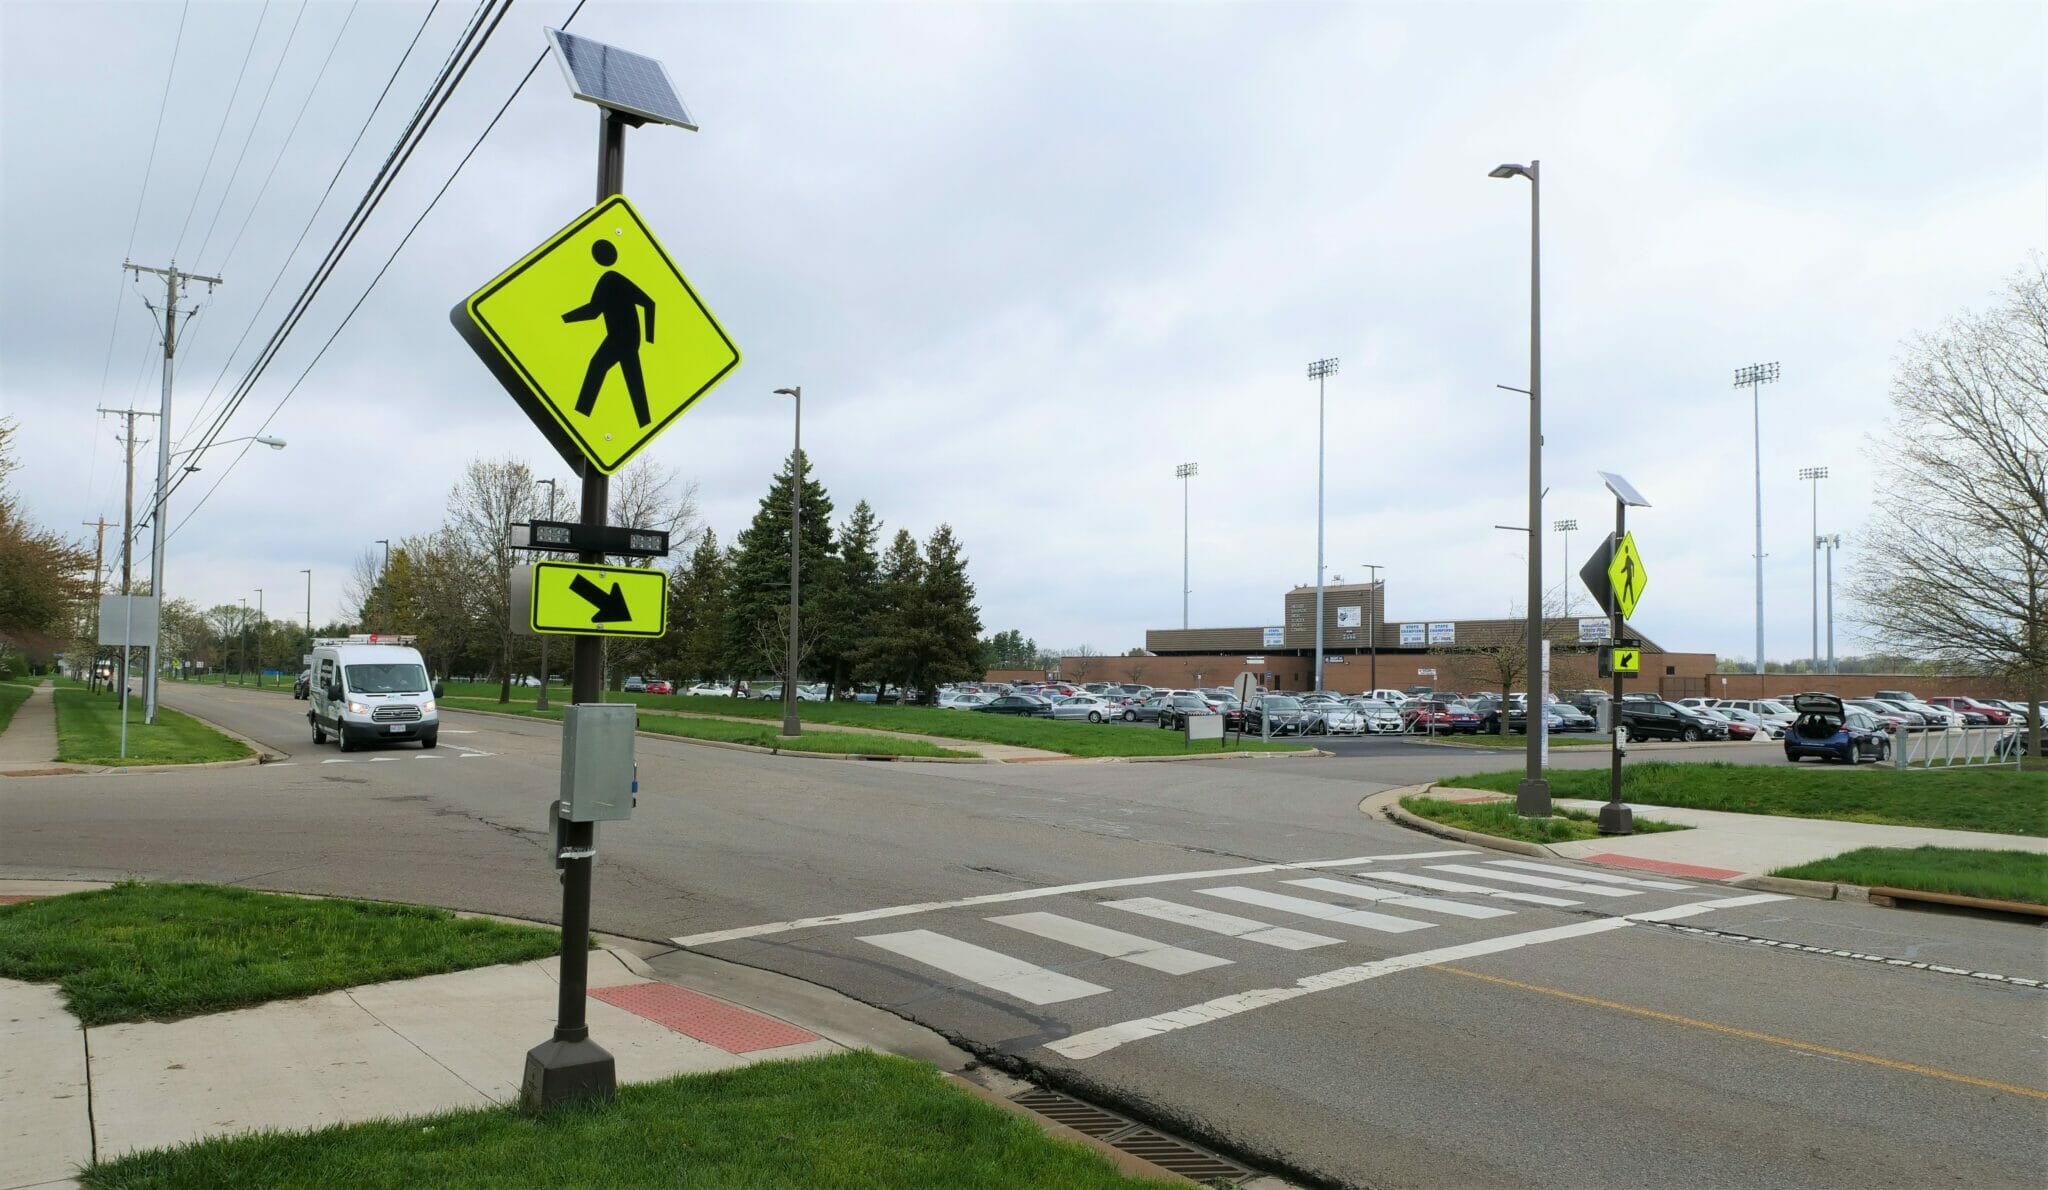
left=1012, top=1087, right=1255, bottom=1184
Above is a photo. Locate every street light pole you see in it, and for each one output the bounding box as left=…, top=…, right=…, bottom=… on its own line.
left=774, top=387, right=803, bottom=736
left=1176, top=463, right=1197, bottom=629
left=254, top=588, right=264, bottom=685
left=1552, top=519, right=1578, bottom=616
left=534, top=479, right=557, bottom=710
left=1734, top=363, right=1779, bottom=678
left=1490, top=159, right=1546, bottom=817
left=1361, top=562, right=1382, bottom=692
left=1798, top=466, right=1827, bottom=674
left=238, top=597, right=248, bottom=687
left=1821, top=533, right=1841, bottom=673
left=374, top=539, right=391, bottom=633
left=1307, top=359, right=1339, bottom=694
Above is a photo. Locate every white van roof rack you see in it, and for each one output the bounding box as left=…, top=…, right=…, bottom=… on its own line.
left=313, top=634, right=418, bottom=647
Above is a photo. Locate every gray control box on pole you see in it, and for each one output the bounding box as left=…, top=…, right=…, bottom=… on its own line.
left=560, top=704, right=636, bottom=822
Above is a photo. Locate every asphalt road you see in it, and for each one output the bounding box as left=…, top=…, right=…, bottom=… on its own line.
left=5, top=682, right=2042, bottom=1188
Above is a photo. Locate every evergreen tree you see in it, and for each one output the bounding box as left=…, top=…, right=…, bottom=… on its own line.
left=858, top=529, right=925, bottom=691
left=912, top=524, right=984, bottom=699
left=668, top=528, right=729, bottom=683
left=722, top=450, right=835, bottom=680
left=813, top=500, right=882, bottom=698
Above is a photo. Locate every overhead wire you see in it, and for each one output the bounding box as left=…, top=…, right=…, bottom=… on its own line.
left=192, top=0, right=314, bottom=267
left=176, top=0, right=449, bottom=446
left=166, top=0, right=594, bottom=546
left=171, top=0, right=274, bottom=262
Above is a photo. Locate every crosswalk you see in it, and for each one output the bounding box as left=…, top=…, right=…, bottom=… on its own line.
left=850, top=858, right=1711, bottom=1007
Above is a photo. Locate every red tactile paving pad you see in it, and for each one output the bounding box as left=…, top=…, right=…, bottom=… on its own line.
left=1585, top=853, right=1743, bottom=880
left=589, top=983, right=822, bottom=1053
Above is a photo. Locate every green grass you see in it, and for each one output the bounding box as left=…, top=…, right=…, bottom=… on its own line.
left=51, top=687, right=252, bottom=766
left=1436, top=762, right=2048, bottom=837
left=440, top=698, right=972, bottom=758
left=1401, top=795, right=1687, bottom=844
left=1772, top=846, right=2048, bottom=906
left=0, top=883, right=561, bottom=1026
left=82, top=1050, right=1173, bottom=1190
left=1427, top=731, right=1609, bottom=748
left=0, top=679, right=34, bottom=736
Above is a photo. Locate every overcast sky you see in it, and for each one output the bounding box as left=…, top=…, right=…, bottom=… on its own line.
left=3, top=0, right=2042, bottom=663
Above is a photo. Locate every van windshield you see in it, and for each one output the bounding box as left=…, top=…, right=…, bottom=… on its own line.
left=345, top=663, right=429, bottom=694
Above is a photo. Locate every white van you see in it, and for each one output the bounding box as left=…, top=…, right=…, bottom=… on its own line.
left=307, top=635, right=441, bottom=751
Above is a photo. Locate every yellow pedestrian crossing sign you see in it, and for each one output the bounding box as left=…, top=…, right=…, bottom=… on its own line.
left=452, top=195, right=739, bottom=475
left=530, top=562, right=669, bottom=638
left=1611, top=647, right=1640, bottom=675
left=1607, top=531, right=1648, bottom=619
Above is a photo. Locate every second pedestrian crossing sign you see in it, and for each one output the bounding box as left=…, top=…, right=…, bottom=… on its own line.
left=452, top=194, right=740, bottom=475
left=1606, top=531, right=1648, bottom=619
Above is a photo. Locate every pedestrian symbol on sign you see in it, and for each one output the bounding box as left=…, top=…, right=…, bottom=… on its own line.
left=562, top=239, right=656, bottom=427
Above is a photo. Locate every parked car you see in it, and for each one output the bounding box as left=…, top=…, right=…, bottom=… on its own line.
left=1345, top=698, right=1407, bottom=734
left=1784, top=692, right=1891, bottom=764
left=623, top=675, right=648, bottom=693
left=1714, top=705, right=1783, bottom=739
left=1872, top=689, right=1921, bottom=704
left=1889, top=698, right=1961, bottom=728
left=1706, top=709, right=1757, bottom=741
left=1926, top=696, right=2006, bottom=725
left=939, top=691, right=990, bottom=710
left=1851, top=698, right=1926, bottom=729
left=1404, top=700, right=1482, bottom=734
left=1616, top=700, right=1706, bottom=742
left=1675, top=704, right=1731, bottom=740
left=644, top=679, right=673, bottom=695
left=1052, top=695, right=1119, bottom=723
left=1543, top=704, right=1598, bottom=733
left=1719, top=698, right=1797, bottom=727
left=1316, top=704, right=1369, bottom=735
left=1986, top=699, right=2038, bottom=728
left=1244, top=696, right=1311, bottom=736
left=975, top=694, right=1053, bottom=717
left=1157, top=693, right=1222, bottom=730
left=294, top=669, right=312, bottom=699
left=685, top=681, right=731, bottom=697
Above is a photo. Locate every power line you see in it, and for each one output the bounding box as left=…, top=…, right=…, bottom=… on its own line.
left=176, top=0, right=448, bottom=445
left=172, top=0, right=274, bottom=262
left=167, top=0, right=594, bottom=545
left=192, top=0, right=314, bottom=267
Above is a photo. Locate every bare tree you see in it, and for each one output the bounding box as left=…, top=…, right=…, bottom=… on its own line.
left=342, top=549, right=383, bottom=629
left=1852, top=260, right=2047, bottom=758
left=606, top=459, right=699, bottom=560
left=445, top=457, right=544, bottom=703
left=1063, top=645, right=1101, bottom=682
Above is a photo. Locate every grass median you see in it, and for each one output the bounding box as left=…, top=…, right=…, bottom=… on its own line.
left=51, top=686, right=252, bottom=766
left=0, top=883, right=560, bottom=1026
left=0, top=678, right=34, bottom=736
left=82, top=1050, right=1173, bottom=1190
left=444, top=684, right=1310, bottom=758
left=1400, top=794, right=1687, bottom=844
left=1425, top=731, right=1608, bottom=749
left=1437, top=762, right=2047, bottom=837
left=1772, top=846, right=2048, bottom=906
left=441, top=698, right=974, bottom=758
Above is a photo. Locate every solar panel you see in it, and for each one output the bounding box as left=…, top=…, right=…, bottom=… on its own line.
left=1599, top=471, right=1651, bottom=508
left=544, top=28, right=695, bottom=130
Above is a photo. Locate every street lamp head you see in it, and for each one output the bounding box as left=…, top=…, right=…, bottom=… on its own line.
left=773, top=387, right=799, bottom=397
left=256, top=436, right=285, bottom=449
left=1797, top=466, right=1829, bottom=481
left=1306, top=357, right=1339, bottom=379
left=1489, top=163, right=1530, bottom=180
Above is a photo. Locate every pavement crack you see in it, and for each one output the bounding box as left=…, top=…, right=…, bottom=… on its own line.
left=344, top=988, right=496, bottom=1102
left=81, top=1021, right=98, bottom=1164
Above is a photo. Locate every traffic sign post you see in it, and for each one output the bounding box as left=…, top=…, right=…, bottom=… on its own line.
left=1586, top=472, right=1651, bottom=836
left=452, top=29, right=733, bottom=1119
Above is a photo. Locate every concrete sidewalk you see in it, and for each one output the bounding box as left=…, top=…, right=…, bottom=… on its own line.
left=0, top=682, right=58, bottom=774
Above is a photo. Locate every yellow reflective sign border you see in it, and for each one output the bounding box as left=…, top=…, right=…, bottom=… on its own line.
left=530, top=561, right=668, bottom=638
left=1612, top=647, right=1641, bottom=674
left=455, top=195, right=739, bottom=475
left=1607, top=531, right=1647, bottom=618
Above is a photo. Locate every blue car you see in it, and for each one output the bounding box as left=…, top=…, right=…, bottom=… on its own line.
left=1783, top=692, right=1891, bottom=764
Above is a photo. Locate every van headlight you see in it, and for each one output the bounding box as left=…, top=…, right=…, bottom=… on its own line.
left=421, top=700, right=435, bottom=714
left=347, top=701, right=368, bottom=715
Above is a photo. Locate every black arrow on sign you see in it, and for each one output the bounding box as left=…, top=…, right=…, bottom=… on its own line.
left=569, top=573, right=632, bottom=623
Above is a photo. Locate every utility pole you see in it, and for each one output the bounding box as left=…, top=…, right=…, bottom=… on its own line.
left=772, top=387, right=803, bottom=736
left=1361, top=562, right=1383, bottom=693
left=1734, top=362, right=1779, bottom=680
left=81, top=519, right=109, bottom=690
left=1176, top=462, right=1197, bottom=628
left=127, top=260, right=221, bottom=724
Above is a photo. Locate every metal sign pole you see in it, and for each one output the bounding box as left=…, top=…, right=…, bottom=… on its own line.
left=1599, top=501, right=1633, bottom=835
left=524, top=109, right=627, bottom=1115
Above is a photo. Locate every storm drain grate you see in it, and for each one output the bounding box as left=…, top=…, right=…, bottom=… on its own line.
left=1011, top=1088, right=1255, bottom=1184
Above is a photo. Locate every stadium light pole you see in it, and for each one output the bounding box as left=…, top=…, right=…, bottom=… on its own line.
left=1734, top=362, right=1779, bottom=677
left=1307, top=359, right=1339, bottom=694
left=1552, top=519, right=1578, bottom=616
left=1798, top=466, right=1827, bottom=674
left=1490, top=159, right=1547, bottom=817
left=774, top=387, right=803, bottom=736
left=1176, top=463, right=1198, bottom=628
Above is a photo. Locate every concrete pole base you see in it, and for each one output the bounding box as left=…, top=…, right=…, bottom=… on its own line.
left=520, top=1036, right=616, bottom=1115
left=1515, top=777, right=1552, bottom=818
left=1597, top=802, right=1635, bottom=835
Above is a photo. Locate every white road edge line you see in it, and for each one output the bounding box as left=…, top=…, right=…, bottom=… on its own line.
left=1044, top=894, right=1789, bottom=1060
left=670, top=850, right=1475, bottom=947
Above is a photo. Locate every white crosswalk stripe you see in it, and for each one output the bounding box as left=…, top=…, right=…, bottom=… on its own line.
left=1428, top=863, right=1641, bottom=898
left=1101, top=898, right=1342, bottom=950
left=1198, top=887, right=1434, bottom=933
left=1483, top=859, right=1693, bottom=890
left=1284, top=877, right=1516, bottom=920
left=988, top=912, right=1231, bottom=975
left=1366, top=871, right=1580, bottom=906
left=860, top=929, right=1108, bottom=1004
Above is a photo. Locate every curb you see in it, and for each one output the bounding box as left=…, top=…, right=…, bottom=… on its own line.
left=1117, top=746, right=1325, bottom=763
left=1367, top=785, right=1555, bottom=858
left=442, top=703, right=1003, bottom=764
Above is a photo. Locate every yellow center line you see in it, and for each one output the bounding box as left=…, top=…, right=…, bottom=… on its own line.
left=1431, top=965, right=2048, bottom=1101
